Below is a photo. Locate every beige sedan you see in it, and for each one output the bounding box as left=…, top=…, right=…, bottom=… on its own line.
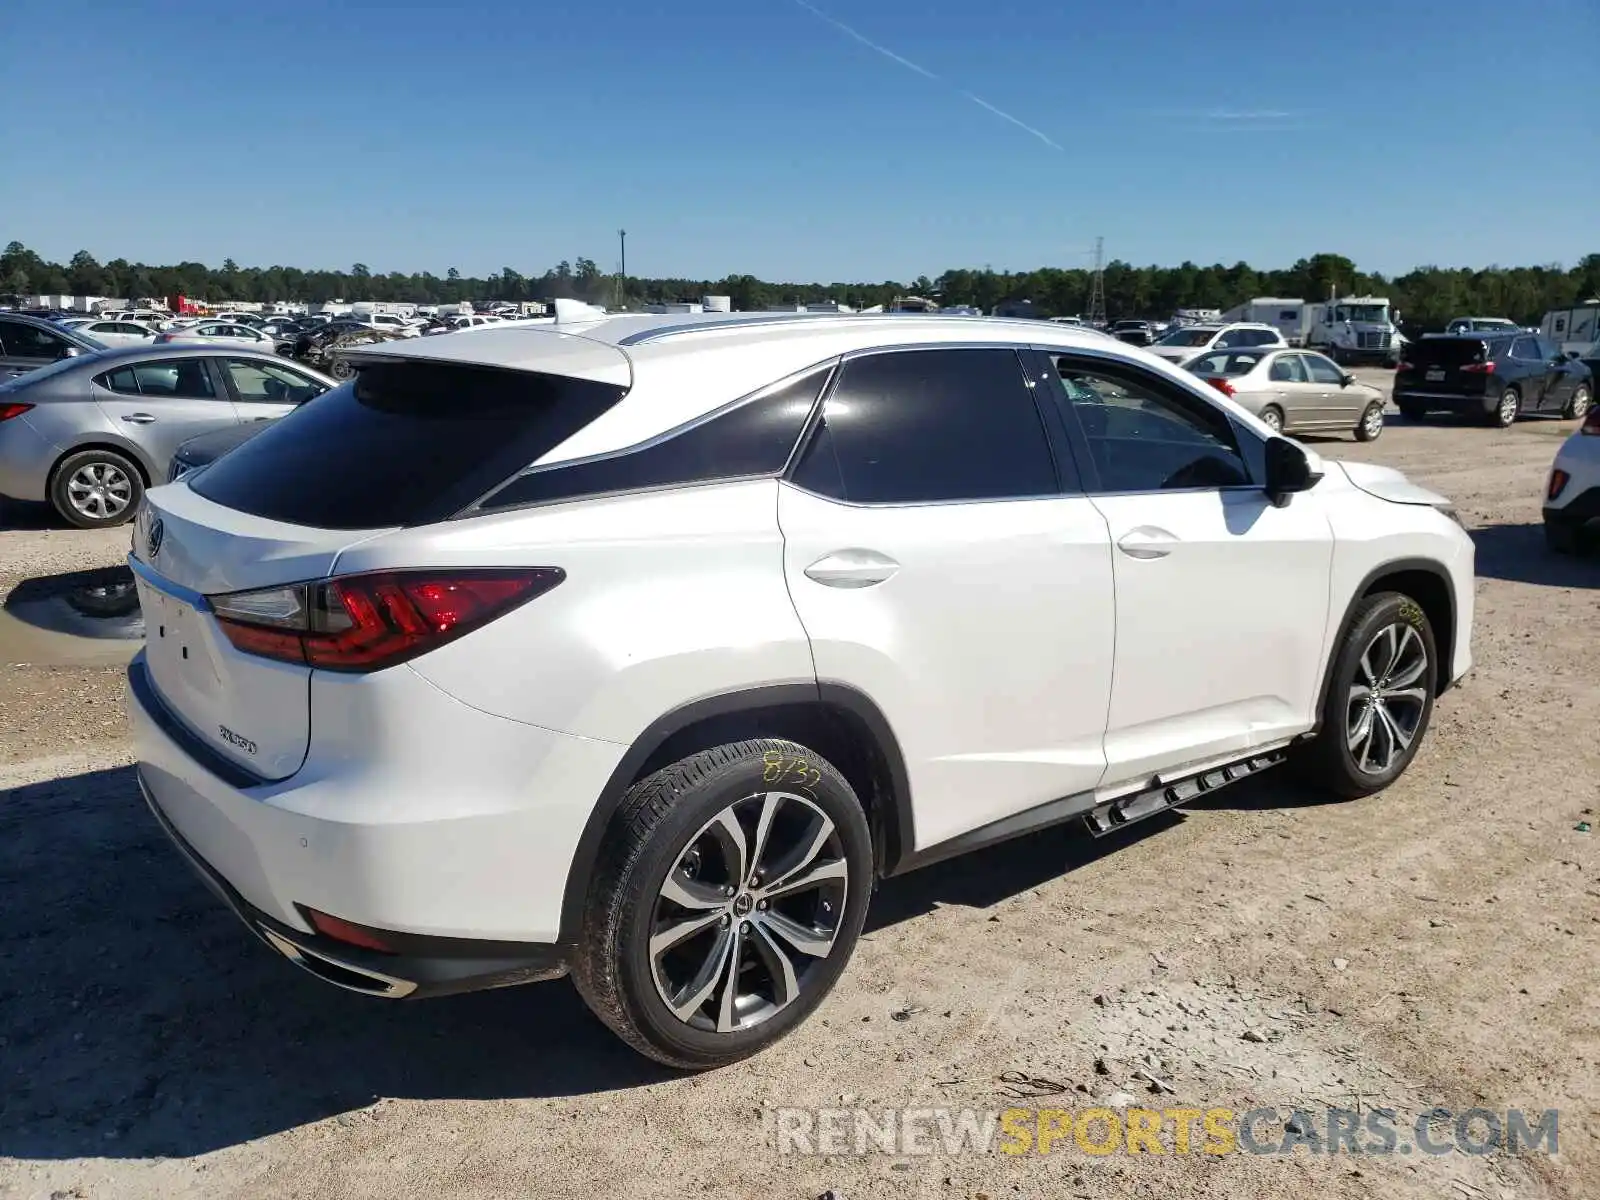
left=1185, top=347, right=1388, bottom=441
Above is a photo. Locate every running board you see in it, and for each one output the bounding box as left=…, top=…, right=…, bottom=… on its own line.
left=1082, top=749, right=1288, bottom=837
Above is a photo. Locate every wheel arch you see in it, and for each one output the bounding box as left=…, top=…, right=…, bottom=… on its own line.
left=1311, top=557, right=1458, bottom=732
left=556, top=682, right=912, bottom=944
left=48, top=439, right=155, bottom=491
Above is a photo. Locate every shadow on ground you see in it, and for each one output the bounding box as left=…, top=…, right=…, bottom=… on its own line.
left=0, top=500, right=59, bottom=532
left=0, top=761, right=1322, bottom=1160
left=1471, top=523, right=1598, bottom=587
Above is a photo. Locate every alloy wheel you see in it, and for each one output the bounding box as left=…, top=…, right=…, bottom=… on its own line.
left=1497, top=390, right=1519, bottom=426
left=1260, top=408, right=1283, bottom=433
left=1570, top=386, right=1592, bottom=420
left=1361, top=404, right=1384, bottom=439
left=649, top=791, right=848, bottom=1034
left=66, top=462, right=134, bottom=521
left=1346, top=622, right=1429, bottom=774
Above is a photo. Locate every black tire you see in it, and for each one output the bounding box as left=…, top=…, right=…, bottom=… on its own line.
left=1562, top=383, right=1592, bottom=421
left=1489, top=385, right=1520, bottom=428
left=1397, top=400, right=1428, bottom=422
left=1354, top=400, right=1385, bottom=442
left=329, top=357, right=356, bottom=381
left=1258, top=405, right=1284, bottom=434
left=571, top=739, right=873, bottom=1069
left=1296, top=592, right=1437, bottom=799
left=49, top=448, right=145, bottom=529
left=1544, top=520, right=1580, bottom=555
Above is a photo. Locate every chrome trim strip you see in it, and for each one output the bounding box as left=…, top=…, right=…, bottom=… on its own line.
left=127, top=552, right=212, bottom=612
left=258, top=928, right=419, bottom=998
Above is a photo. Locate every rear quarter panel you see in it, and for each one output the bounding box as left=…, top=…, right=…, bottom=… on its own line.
left=334, top=479, right=817, bottom=744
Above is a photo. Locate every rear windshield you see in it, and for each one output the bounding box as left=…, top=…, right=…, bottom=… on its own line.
left=1158, top=328, right=1215, bottom=347
left=1409, top=338, right=1490, bottom=367
left=190, top=362, right=627, bottom=529
left=1186, top=351, right=1265, bottom=377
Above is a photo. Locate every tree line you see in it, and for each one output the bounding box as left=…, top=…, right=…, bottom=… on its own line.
left=4, top=241, right=1597, bottom=332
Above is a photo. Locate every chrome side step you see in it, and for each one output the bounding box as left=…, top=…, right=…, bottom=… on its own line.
left=1082, top=749, right=1288, bottom=837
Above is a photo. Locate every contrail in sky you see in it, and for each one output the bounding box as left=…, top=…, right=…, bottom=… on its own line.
left=789, top=0, right=1063, bottom=151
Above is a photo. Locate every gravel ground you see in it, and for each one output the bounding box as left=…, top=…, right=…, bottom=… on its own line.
left=1, top=394, right=1597, bottom=1200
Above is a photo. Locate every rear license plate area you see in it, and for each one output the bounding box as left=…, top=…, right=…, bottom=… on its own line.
left=1426, top=368, right=1446, bottom=381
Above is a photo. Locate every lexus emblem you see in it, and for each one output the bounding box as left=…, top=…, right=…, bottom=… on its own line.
left=146, top=517, right=164, bottom=559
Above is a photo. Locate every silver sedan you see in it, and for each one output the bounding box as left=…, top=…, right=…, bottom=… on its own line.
left=0, top=344, right=333, bottom=528
left=152, top=321, right=281, bottom=351
left=1186, top=347, right=1388, bottom=441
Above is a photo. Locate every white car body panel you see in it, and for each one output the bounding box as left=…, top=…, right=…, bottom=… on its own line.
left=777, top=483, right=1116, bottom=849
left=355, top=481, right=819, bottom=744
left=1090, top=487, right=1334, bottom=786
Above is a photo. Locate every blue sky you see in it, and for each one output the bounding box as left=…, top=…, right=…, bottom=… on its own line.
left=3, top=0, right=1595, bottom=281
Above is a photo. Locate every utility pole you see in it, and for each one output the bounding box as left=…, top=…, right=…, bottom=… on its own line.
left=617, top=229, right=627, bottom=310
left=1086, top=235, right=1106, bottom=327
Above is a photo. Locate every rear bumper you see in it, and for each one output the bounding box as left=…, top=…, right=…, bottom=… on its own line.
left=1543, top=486, right=1600, bottom=528
left=1393, top=388, right=1492, bottom=412
left=139, top=770, right=567, bottom=998
left=127, top=650, right=628, bottom=992
left=0, top=415, right=54, bottom=502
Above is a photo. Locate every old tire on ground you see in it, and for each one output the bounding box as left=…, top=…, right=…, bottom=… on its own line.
left=571, top=739, right=873, bottom=1069
left=1354, top=400, right=1385, bottom=442
left=49, top=448, right=145, bottom=529
left=329, top=357, right=356, bottom=381
left=1296, top=592, right=1438, bottom=799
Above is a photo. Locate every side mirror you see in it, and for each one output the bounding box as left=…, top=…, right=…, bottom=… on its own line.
left=1264, top=436, right=1322, bottom=506
left=1340, top=371, right=1356, bottom=386
left=62, top=347, right=81, bottom=359
left=1566, top=351, right=1581, bottom=360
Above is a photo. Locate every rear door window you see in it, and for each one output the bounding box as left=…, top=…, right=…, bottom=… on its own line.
left=1510, top=337, right=1541, bottom=361
left=95, top=358, right=220, bottom=398
left=788, top=348, right=1059, bottom=504
left=1269, top=354, right=1306, bottom=383
left=190, top=362, right=628, bottom=528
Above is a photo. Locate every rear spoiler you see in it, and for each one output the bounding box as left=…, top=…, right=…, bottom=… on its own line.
left=340, top=318, right=632, bottom=388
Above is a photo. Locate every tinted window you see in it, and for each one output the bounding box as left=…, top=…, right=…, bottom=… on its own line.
left=789, top=349, right=1057, bottom=504
left=1191, top=351, right=1264, bottom=377
left=481, top=366, right=829, bottom=510
left=1303, top=355, right=1344, bottom=385
left=1510, top=337, right=1540, bottom=360
left=1054, top=361, right=1249, bottom=493
left=191, top=362, right=628, bottom=529
left=1269, top=354, right=1306, bottom=383
left=1408, top=338, right=1488, bottom=368
left=0, top=319, right=73, bottom=360
left=96, top=358, right=218, bottom=398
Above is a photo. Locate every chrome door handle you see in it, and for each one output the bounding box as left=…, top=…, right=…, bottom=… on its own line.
left=803, top=549, right=900, bottom=588
left=1117, top=527, right=1178, bottom=559
left=120, top=413, right=156, bottom=424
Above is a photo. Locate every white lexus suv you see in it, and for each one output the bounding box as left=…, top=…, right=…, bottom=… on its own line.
left=127, top=312, right=1475, bottom=1068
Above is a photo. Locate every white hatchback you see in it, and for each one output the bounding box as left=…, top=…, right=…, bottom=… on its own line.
left=127, top=311, right=1475, bottom=1067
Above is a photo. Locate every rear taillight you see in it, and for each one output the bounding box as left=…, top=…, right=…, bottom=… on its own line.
left=1396, top=361, right=1414, bottom=372
left=1204, top=377, right=1235, bottom=396
left=1583, top=408, right=1600, bottom=436
left=0, top=402, right=35, bottom=422
left=210, top=568, right=563, bottom=672
left=1460, top=361, right=1496, bottom=374
left=1548, top=469, right=1570, bottom=500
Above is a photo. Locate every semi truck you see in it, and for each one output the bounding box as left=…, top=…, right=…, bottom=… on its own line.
left=1223, top=295, right=1403, bottom=365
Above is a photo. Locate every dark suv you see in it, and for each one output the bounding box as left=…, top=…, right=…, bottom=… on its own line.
left=1394, top=333, right=1593, bottom=427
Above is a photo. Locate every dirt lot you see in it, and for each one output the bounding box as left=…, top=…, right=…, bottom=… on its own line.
left=2, top=390, right=1597, bottom=1200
